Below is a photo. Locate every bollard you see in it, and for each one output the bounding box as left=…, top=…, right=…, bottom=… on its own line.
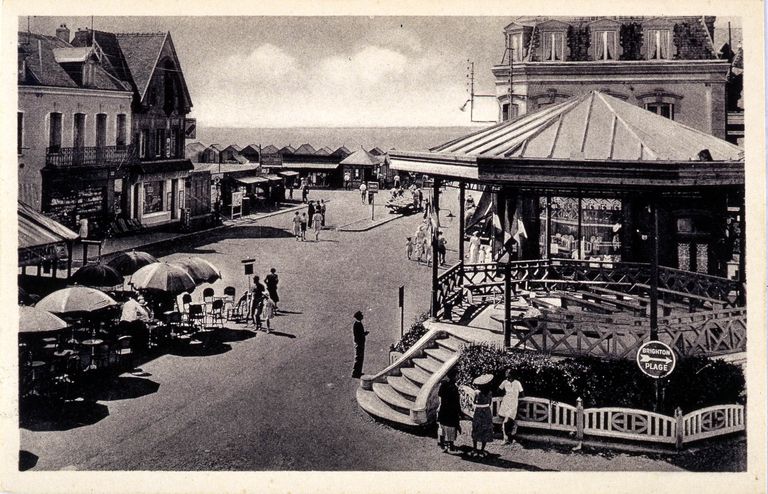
left=675, top=407, right=684, bottom=450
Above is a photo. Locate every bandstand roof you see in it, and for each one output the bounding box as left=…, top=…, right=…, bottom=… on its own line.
left=391, top=91, right=744, bottom=189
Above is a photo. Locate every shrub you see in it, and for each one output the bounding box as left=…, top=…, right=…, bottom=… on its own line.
left=390, top=311, right=431, bottom=353
left=455, top=343, right=745, bottom=415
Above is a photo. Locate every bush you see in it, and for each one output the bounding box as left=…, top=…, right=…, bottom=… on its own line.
left=390, top=311, right=431, bottom=353
left=455, top=343, right=745, bottom=415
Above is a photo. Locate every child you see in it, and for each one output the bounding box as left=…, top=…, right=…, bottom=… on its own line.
left=262, top=296, right=276, bottom=333
left=406, top=237, right=413, bottom=260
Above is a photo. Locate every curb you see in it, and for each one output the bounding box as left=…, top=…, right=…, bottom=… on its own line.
left=337, top=213, right=405, bottom=232
left=100, top=202, right=314, bottom=259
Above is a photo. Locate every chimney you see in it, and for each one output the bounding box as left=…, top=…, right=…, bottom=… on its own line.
left=55, top=23, right=70, bottom=43
left=73, top=28, right=90, bottom=47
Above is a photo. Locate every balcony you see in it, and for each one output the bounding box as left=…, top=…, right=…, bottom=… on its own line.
left=45, top=145, right=136, bottom=168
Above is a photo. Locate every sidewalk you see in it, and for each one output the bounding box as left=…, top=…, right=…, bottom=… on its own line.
left=76, top=201, right=310, bottom=263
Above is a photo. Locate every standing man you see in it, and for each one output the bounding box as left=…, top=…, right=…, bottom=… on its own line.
left=351, top=311, right=368, bottom=378
left=359, top=181, right=367, bottom=204
left=344, top=170, right=351, bottom=190
left=249, top=275, right=266, bottom=330
left=265, top=268, right=280, bottom=313
left=319, top=199, right=327, bottom=227
left=308, top=201, right=316, bottom=223
left=437, top=230, right=447, bottom=266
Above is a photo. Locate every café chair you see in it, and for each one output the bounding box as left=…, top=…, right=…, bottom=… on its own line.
left=114, top=335, right=133, bottom=371
left=203, top=287, right=215, bottom=305
left=180, top=293, right=192, bottom=322
left=207, top=299, right=224, bottom=328
left=188, top=304, right=205, bottom=331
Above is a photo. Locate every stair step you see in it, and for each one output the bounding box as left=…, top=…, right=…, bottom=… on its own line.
left=401, top=366, right=431, bottom=386
left=412, top=356, right=442, bottom=374
left=424, top=347, right=454, bottom=362
left=356, top=387, right=418, bottom=426
left=436, top=336, right=467, bottom=353
left=373, top=382, right=415, bottom=414
left=387, top=375, right=422, bottom=399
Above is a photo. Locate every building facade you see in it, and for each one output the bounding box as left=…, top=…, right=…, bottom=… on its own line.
left=18, top=27, right=134, bottom=235
left=493, top=16, right=731, bottom=139
left=72, top=28, right=196, bottom=229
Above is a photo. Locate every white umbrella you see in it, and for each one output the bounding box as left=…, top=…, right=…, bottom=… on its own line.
left=131, top=262, right=196, bottom=295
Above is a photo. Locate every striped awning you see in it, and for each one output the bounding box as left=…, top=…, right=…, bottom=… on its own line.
left=18, top=201, right=78, bottom=250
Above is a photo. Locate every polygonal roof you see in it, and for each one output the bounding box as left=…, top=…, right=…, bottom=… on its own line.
left=432, top=91, right=743, bottom=162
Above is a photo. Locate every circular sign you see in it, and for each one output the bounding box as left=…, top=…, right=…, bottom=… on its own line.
left=636, top=341, right=676, bottom=379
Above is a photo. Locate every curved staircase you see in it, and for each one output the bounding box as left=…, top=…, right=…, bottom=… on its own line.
left=356, top=322, right=475, bottom=427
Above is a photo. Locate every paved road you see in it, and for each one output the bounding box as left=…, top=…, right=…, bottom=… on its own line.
left=20, top=190, right=693, bottom=472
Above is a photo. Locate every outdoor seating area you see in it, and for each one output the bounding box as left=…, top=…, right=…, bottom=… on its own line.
left=18, top=250, right=261, bottom=402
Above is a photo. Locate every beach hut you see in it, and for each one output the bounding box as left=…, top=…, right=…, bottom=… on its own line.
left=339, top=148, right=384, bottom=187
left=221, top=144, right=243, bottom=162
left=201, top=144, right=223, bottom=163
left=185, top=142, right=207, bottom=162
left=294, top=143, right=317, bottom=155
left=241, top=144, right=261, bottom=162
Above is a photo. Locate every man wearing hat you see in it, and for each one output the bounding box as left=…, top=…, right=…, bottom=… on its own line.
left=351, top=311, right=368, bottom=378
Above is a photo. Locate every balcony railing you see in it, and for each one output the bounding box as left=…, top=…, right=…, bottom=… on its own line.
left=46, top=145, right=136, bottom=168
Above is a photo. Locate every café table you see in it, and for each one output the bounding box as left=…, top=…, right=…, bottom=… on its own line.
left=81, top=338, right=104, bottom=370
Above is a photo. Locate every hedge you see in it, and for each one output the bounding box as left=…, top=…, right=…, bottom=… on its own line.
left=454, top=343, right=745, bottom=415
left=390, top=311, right=431, bottom=353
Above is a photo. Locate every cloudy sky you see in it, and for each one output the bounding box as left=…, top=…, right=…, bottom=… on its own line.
left=24, top=16, right=507, bottom=127
left=23, top=15, right=741, bottom=128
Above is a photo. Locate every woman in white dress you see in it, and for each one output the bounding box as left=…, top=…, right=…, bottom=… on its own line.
left=498, top=368, right=524, bottom=443
left=468, top=233, right=482, bottom=264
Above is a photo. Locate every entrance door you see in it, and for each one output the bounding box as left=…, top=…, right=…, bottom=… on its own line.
left=171, top=180, right=179, bottom=219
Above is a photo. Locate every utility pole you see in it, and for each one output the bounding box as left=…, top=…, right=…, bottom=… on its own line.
left=461, top=60, right=496, bottom=123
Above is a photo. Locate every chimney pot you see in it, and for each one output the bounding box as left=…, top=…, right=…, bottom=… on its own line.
left=55, top=23, right=71, bottom=43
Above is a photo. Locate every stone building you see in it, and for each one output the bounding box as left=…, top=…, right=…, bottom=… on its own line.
left=17, top=26, right=134, bottom=234
left=493, top=16, right=731, bottom=139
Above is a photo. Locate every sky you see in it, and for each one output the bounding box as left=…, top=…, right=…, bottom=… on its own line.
left=23, top=16, right=507, bottom=127
left=21, top=16, right=741, bottom=128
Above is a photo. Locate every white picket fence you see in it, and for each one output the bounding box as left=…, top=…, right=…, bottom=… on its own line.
left=458, top=386, right=745, bottom=449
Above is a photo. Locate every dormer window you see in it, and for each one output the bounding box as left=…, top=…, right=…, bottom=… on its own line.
left=82, top=60, right=96, bottom=87
left=542, top=31, right=566, bottom=61
left=647, top=28, right=671, bottom=59
left=508, top=32, right=524, bottom=62
left=594, top=30, right=618, bottom=60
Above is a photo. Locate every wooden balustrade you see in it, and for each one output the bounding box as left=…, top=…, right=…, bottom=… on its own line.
left=658, top=266, right=741, bottom=305
left=457, top=386, right=745, bottom=449
left=660, top=308, right=746, bottom=357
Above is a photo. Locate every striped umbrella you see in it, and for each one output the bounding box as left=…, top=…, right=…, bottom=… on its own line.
left=19, top=305, right=69, bottom=334
left=35, top=286, right=118, bottom=315
left=106, top=251, right=158, bottom=276
left=131, top=262, right=196, bottom=295
left=172, top=257, right=221, bottom=285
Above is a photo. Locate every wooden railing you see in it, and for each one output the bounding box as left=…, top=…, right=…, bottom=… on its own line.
left=458, top=387, right=745, bottom=449
left=658, top=265, right=741, bottom=306
left=435, top=262, right=463, bottom=317
left=660, top=307, right=747, bottom=357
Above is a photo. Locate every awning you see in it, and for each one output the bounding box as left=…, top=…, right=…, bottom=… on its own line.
left=390, top=154, right=479, bottom=180
left=130, top=159, right=194, bottom=174
left=265, top=174, right=284, bottom=183
left=282, top=162, right=340, bottom=170
left=235, top=176, right=269, bottom=185
left=18, top=201, right=79, bottom=249
left=278, top=171, right=300, bottom=178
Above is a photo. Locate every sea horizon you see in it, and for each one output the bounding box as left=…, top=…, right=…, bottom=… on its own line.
left=195, top=125, right=490, bottom=153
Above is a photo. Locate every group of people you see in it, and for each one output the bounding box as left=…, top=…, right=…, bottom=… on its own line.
left=437, top=369, right=524, bottom=457
left=291, top=199, right=327, bottom=242
left=467, top=232, right=493, bottom=264
left=246, top=268, right=280, bottom=332
left=406, top=220, right=447, bottom=265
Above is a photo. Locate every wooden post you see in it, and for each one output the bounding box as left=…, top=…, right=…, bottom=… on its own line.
left=430, top=178, right=441, bottom=318
left=545, top=194, right=552, bottom=260
left=66, top=240, right=73, bottom=278
left=574, top=397, right=584, bottom=450
left=674, top=407, right=684, bottom=450
left=458, top=182, right=466, bottom=280
left=503, top=261, right=512, bottom=347
left=577, top=196, right=583, bottom=259
left=650, top=200, right=659, bottom=340
left=738, top=196, right=746, bottom=305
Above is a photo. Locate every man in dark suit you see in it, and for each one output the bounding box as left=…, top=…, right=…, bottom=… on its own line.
left=352, top=311, right=368, bottom=378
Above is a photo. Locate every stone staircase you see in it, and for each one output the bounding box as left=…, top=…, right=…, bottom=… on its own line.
left=356, top=325, right=475, bottom=427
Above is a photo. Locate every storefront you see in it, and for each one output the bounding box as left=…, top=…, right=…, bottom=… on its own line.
left=126, top=159, right=194, bottom=228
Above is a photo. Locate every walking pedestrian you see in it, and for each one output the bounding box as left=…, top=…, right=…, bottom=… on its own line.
left=308, top=200, right=315, bottom=222
left=320, top=199, right=327, bottom=227
left=437, top=369, right=462, bottom=453
left=498, top=369, right=524, bottom=443
left=417, top=188, right=424, bottom=210
left=468, top=232, right=481, bottom=264
left=406, top=236, right=413, bottom=260
left=344, top=171, right=351, bottom=190
left=351, top=311, right=368, bottom=378
left=312, top=210, right=323, bottom=241
left=393, top=174, right=401, bottom=189
left=414, top=225, right=426, bottom=262
left=265, top=268, right=279, bottom=312
left=437, top=230, right=447, bottom=265
left=302, top=185, right=309, bottom=203
left=262, top=296, right=276, bottom=333
left=300, top=213, right=308, bottom=241
left=470, top=374, right=495, bottom=458
left=292, top=211, right=302, bottom=241
left=359, top=182, right=367, bottom=204
left=249, top=276, right=266, bottom=330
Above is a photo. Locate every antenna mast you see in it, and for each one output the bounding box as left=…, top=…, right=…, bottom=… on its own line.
left=462, top=59, right=496, bottom=123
